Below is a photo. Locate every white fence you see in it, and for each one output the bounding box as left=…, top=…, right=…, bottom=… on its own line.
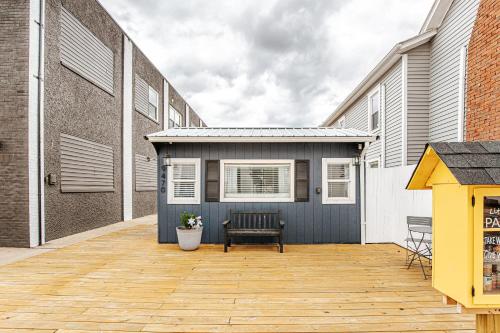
left=365, top=165, right=432, bottom=247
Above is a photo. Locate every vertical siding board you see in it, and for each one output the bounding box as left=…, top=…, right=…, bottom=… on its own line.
left=158, top=147, right=168, bottom=242
left=208, top=143, right=219, bottom=243
left=304, top=143, right=314, bottom=243
left=312, top=143, right=323, bottom=243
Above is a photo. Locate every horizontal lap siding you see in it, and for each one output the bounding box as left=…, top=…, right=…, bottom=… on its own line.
left=429, top=0, right=480, bottom=142
left=407, top=43, right=431, bottom=164
left=60, top=133, right=114, bottom=192
left=59, top=7, right=114, bottom=94
left=157, top=143, right=361, bottom=244
left=384, top=61, right=402, bottom=167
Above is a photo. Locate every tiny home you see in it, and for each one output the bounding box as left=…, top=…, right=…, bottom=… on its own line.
left=147, top=127, right=375, bottom=244
left=407, top=141, right=500, bottom=309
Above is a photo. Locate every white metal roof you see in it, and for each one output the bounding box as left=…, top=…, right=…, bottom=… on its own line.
left=147, top=127, right=375, bottom=143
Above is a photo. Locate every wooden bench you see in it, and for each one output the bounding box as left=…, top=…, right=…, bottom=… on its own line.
left=223, top=210, right=284, bottom=253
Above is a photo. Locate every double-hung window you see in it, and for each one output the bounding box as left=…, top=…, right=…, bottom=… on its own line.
left=167, top=158, right=200, bottom=204
left=169, top=106, right=183, bottom=128
left=220, top=160, right=294, bottom=202
left=322, top=158, right=356, bottom=204
left=368, top=88, right=380, bottom=131
left=148, top=87, right=159, bottom=120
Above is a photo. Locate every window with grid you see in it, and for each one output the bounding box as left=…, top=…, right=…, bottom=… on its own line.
left=148, top=87, right=158, bottom=120
left=169, top=106, right=183, bottom=128
left=167, top=158, right=200, bottom=204
left=221, top=160, right=294, bottom=202
left=322, top=158, right=355, bottom=204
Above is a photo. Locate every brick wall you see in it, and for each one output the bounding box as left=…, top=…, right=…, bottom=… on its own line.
left=465, top=0, right=500, bottom=141
left=0, top=0, right=30, bottom=247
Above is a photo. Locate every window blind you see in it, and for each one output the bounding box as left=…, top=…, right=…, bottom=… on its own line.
left=224, top=164, right=291, bottom=199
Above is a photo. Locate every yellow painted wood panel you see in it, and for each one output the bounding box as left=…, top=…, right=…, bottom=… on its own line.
left=0, top=223, right=474, bottom=332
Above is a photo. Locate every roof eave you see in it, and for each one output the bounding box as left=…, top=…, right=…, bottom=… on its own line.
left=419, top=0, right=454, bottom=34
left=147, top=136, right=376, bottom=144
left=321, top=29, right=437, bottom=127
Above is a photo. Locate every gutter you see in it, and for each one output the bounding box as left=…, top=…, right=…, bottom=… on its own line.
left=360, top=142, right=369, bottom=245
left=146, top=136, right=376, bottom=144
left=321, top=29, right=437, bottom=127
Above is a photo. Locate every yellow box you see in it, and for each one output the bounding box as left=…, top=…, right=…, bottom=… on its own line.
left=407, top=142, right=500, bottom=308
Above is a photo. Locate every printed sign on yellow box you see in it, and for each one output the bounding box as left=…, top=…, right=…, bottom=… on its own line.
left=407, top=141, right=500, bottom=309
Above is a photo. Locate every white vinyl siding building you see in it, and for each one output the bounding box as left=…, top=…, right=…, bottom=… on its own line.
left=429, top=0, right=480, bottom=142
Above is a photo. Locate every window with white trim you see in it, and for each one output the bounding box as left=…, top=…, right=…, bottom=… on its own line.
left=148, top=87, right=159, bottom=120
left=167, top=158, right=200, bottom=204
left=368, top=88, right=380, bottom=131
left=367, top=159, right=380, bottom=169
left=169, top=106, right=183, bottom=128
left=322, top=158, right=356, bottom=204
left=220, top=160, right=294, bottom=202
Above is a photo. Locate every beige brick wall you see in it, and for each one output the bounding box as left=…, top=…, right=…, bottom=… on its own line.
left=465, top=0, right=500, bottom=141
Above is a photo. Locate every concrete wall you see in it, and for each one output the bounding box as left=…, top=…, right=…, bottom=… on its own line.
left=156, top=142, right=362, bottom=244
left=0, top=0, right=31, bottom=247
left=43, top=0, right=124, bottom=241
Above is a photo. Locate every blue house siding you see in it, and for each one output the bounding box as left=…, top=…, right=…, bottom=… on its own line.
left=156, top=142, right=361, bottom=244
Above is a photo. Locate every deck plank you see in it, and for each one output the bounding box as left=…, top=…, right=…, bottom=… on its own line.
left=0, top=221, right=474, bottom=332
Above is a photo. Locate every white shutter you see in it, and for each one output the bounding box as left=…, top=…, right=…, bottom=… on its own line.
left=135, top=154, right=157, bottom=191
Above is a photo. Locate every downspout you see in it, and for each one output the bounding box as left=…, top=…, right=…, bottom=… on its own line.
left=360, top=141, right=370, bottom=245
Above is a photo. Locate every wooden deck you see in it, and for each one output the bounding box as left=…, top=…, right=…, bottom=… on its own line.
left=0, top=222, right=475, bottom=332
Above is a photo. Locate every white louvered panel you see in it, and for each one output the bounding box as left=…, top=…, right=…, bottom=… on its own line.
left=135, top=75, right=149, bottom=115
left=224, top=164, right=291, bottom=198
left=60, top=134, right=114, bottom=192
left=60, top=7, right=114, bottom=94
left=135, top=154, right=157, bottom=192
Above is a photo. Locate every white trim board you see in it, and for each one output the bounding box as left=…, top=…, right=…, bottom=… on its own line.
left=457, top=45, right=467, bottom=142
left=148, top=136, right=375, bottom=144
left=122, top=35, right=133, bottom=221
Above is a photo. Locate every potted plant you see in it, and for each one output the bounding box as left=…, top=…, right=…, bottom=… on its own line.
left=176, top=212, right=203, bottom=251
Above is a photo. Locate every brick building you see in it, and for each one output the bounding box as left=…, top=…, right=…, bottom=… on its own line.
left=0, top=0, right=206, bottom=247
left=465, top=0, right=500, bottom=141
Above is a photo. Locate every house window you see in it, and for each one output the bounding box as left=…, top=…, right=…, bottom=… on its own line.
left=368, top=89, right=380, bottom=131
left=167, top=158, right=201, bottom=204
left=368, top=159, right=379, bottom=169
left=322, top=158, right=356, bottom=204
left=148, top=87, right=158, bottom=120
left=220, top=160, right=294, bottom=202
left=169, top=106, right=183, bottom=128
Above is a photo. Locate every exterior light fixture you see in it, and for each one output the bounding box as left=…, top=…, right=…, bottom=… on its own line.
left=352, top=156, right=360, bottom=166
left=163, top=154, right=171, bottom=167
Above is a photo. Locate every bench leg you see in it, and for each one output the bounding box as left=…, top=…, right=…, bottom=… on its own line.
left=224, top=232, right=228, bottom=253
left=279, top=236, right=284, bottom=253
left=228, top=238, right=231, bottom=247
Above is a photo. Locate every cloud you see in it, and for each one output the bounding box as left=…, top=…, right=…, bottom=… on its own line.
left=100, top=0, right=433, bottom=127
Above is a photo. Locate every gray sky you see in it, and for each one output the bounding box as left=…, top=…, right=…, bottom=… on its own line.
left=100, top=0, right=434, bottom=127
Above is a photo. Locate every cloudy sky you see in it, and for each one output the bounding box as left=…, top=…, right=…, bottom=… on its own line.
left=100, top=0, right=434, bottom=127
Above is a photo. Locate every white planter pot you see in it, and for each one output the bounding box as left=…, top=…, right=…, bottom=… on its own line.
left=176, top=227, right=203, bottom=251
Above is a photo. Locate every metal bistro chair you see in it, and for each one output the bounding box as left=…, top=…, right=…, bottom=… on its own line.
left=405, top=216, right=432, bottom=279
